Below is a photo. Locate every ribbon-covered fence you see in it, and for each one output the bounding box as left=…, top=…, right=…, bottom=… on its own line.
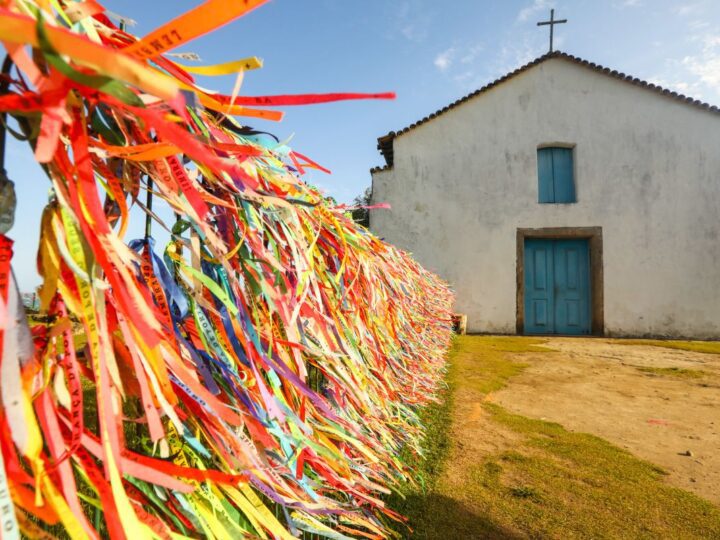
left=0, top=1, right=454, bottom=538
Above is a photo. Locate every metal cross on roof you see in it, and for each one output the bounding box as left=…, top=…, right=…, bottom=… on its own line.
left=537, top=9, right=567, bottom=53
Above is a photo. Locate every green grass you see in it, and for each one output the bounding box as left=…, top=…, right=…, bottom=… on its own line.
left=385, top=336, right=553, bottom=538
left=635, top=366, right=707, bottom=379
left=475, top=404, right=720, bottom=539
left=388, top=335, right=720, bottom=539
left=450, top=335, right=553, bottom=395
left=384, top=339, right=457, bottom=536
left=618, top=338, right=720, bottom=355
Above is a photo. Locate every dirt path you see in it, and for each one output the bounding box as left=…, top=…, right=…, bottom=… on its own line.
left=493, top=338, right=720, bottom=504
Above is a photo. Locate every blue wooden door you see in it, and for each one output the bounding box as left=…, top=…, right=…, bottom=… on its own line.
left=524, top=239, right=555, bottom=334
left=524, top=238, right=590, bottom=335
left=553, top=239, right=590, bottom=334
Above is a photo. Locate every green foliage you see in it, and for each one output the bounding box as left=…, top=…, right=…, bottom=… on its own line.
left=350, top=187, right=371, bottom=228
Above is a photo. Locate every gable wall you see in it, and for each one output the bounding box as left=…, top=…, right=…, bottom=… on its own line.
left=370, top=58, right=720, bottom=338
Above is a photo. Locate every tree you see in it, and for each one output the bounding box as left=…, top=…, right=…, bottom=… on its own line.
left=350, top=186, right=372, bottom=228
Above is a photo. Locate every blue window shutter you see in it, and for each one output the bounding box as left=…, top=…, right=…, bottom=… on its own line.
left=551, top=147, right=575, bottom=203
left=537, top=146, right=576, bottom=203
left=537, top=148, right=554, bottom=203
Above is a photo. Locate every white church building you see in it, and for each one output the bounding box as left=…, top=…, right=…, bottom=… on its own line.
left=370, top=51, right=720, bottom=339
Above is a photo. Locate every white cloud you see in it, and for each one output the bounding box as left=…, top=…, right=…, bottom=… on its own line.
left=434, top=48, right=456, bottom=71
left=461, top=44, right=484, bottom=64
left=401, top=24, right=419, bottom=40
left=644, top=33, right=720, bottom=104
left=612, top=0, right=642, bottom=8
left=453, top=71, right=474, bottom=84
left=432, top=41, right=484, bottom=86
left=496, top=39, right=540, bottom=73
left=447, top=38, right=541, bottom=93
left=393, top=0, right=430, bottom=42
left=674, top=2, right=704, bottom=17
left=517, top=0, right=555, bottom=23
left=682, top=34, right=720, bottom=94
left=688, top=19, right=710, bottom=31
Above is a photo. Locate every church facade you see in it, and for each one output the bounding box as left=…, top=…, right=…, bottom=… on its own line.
left=370, top=52, right=720, bottom=339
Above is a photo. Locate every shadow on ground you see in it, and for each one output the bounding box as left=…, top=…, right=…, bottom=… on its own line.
left=394, top=493, right=520, bottom=539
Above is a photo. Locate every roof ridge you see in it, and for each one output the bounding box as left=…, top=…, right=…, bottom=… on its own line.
left=372, top=50, right=720, bottom=171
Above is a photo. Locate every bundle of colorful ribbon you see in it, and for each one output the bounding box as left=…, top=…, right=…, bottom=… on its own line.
left=0, top=1, right=454, bottom=538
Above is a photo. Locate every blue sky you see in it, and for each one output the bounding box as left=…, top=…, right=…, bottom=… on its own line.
left=9, top=0, right=720, bottom=290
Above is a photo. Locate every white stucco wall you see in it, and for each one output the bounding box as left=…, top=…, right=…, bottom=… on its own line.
left=370, top=57, right=720, bottom=338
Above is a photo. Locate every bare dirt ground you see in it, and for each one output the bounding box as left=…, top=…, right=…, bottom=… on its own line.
left=492, top=338, right=720, bottom=504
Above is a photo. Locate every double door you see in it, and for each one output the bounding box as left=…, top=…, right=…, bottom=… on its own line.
left=524, top=238, right=591, bottom=335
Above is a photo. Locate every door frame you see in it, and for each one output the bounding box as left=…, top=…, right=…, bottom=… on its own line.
left=516, top=227, right=603, bottom=336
